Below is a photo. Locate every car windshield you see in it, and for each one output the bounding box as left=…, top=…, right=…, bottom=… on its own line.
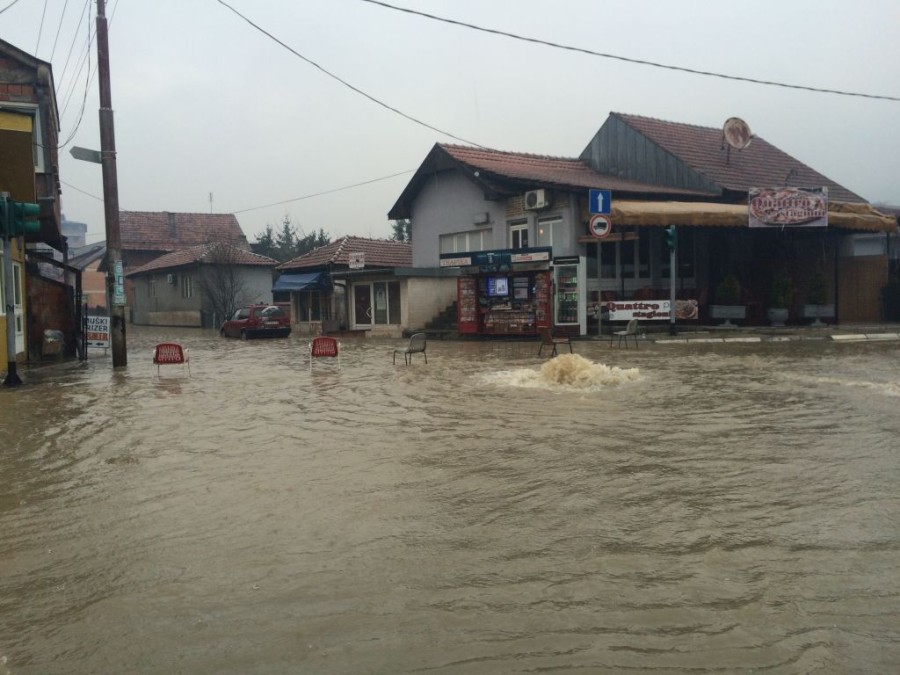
left=260, top=306, right=286, bottom=318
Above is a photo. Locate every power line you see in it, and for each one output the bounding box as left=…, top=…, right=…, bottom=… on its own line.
left=359, top=0, right=900, bottom=103
left=0, top=0, right=24, bottom=15
left=213, top=0, right=487, bottom=147
left=35, top=0, right=49, bottom=54
left=231, top=170, right=414, bottom=214
left=49, top=0, right=71, bottom=61
left=61, top=179, right=103, bottom=201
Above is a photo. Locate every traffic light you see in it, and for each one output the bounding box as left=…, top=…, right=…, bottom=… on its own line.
left=0, top=195, right=40, bottom=237
left=664, top=226, right=676, bottom=252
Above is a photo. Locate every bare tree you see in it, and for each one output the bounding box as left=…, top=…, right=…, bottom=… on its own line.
left=197, top=242, right=254, bottom=327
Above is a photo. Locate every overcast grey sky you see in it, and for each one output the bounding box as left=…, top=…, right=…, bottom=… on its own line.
left=2, top=0, right=899, bottom=245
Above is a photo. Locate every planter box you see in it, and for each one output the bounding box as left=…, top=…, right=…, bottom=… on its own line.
left=767, top=307, right=789, bottom=327
left=710, top=304, right=746, bottom=327
left=800, top=304, right=835, bottom=326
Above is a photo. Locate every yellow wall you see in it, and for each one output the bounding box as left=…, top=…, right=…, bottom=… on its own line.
left=0, top=238, right=28, bottom=362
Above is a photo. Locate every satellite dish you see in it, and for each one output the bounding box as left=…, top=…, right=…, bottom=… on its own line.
left=723, top=117, right=752, bottom=150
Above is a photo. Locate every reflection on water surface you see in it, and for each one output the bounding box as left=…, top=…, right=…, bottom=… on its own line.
left=2, top=326, right=899, bottom=673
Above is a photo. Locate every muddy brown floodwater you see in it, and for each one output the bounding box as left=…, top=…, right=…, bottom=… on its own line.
left=2, top=326, right=900, bottom=674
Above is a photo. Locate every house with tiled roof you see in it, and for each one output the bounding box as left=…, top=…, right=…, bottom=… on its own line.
left=126, top=242, right=278, bottom=328
left=115, top=210, right=249, bottom=317
left=275, top=235, right=436, bottom=337
left=390, top=113, right=897, bottom=335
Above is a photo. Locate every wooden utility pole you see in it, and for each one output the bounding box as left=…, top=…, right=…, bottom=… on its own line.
left=96, top=0, right=126, bottom=367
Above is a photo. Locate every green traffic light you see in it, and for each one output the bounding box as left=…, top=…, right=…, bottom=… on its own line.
left=665, top=226, right=676, bottom=251
left=12, top=200, right=41, bottom=236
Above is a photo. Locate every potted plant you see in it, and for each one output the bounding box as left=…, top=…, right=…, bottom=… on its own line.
left=800, top=270, right=834, bottom=326
left=767, top=270, right=793, bottom=326
left=709, top=274, right=746, bottom=327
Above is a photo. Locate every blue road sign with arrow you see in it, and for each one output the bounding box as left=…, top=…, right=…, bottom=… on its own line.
left=589, top=189, right=612, bottom=215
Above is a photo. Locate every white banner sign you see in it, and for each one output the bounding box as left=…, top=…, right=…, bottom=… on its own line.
left=86, top=315, right=110, bottom=348
left=604, top=299, right=698, bottom=321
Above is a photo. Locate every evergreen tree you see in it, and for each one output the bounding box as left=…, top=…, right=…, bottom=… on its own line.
left=253, top=224, right=277, bottom=259
left=391, top=219, right=411, bottom=243
left=274, top=214, right=298, bottom=262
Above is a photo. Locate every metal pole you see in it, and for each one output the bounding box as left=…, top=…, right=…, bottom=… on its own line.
left=96, top=0, right=126, bottom=367
left=669, top=229, right=677, bottom=336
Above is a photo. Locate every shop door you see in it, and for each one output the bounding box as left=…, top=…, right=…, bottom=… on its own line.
left=373, top=281, right=388, bottom=324
left=354, top=285, right=372, bottom=327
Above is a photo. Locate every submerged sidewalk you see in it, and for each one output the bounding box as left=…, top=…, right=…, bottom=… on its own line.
left=585, top=323, right=900, bottom=345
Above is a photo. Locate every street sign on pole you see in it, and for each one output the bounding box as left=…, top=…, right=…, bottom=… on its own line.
left=70, top=146, right=102, bottom=164
left=588, top=214, right=612, bottom=239
left=589, top=189, right=612, bottom=215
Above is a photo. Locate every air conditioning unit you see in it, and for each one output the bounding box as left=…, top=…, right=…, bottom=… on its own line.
left=472, top=211, right=491, bottom=226
left=523, top=189, right=550, bottom=210
left=166, top=273, right=177, bottom=284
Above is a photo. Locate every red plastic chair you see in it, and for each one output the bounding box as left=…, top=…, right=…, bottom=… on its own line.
left=152, top=342, right=190, bottom=376
left=309, top=336, right=340, bottom=370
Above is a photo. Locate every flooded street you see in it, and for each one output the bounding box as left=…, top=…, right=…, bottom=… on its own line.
left=2, top=326, right=900, bottom=674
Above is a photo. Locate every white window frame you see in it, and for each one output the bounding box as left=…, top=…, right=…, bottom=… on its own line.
left=509, top=220, right=529, bottom=249
left=181, top=274, right=193, bottom=299
left=536, top=216, right=565, bottom=249
left=439, top=229, right=489, bottom=255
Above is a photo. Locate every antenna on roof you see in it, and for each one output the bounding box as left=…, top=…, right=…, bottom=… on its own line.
left=722, top=117, right=752, bottom=165
left=723, top=117, right=752, bottom=149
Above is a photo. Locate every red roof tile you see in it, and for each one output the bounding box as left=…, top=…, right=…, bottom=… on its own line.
left=119, top=211, right=248, bottom=251
left=612, top=113, right=865, bottom=203
left=126, top=243, right=277, bottom=276
left=279, top=236, right=412, bottom=270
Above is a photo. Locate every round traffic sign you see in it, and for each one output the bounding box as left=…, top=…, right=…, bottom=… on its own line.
left=589, top=214, right=612, bottom=239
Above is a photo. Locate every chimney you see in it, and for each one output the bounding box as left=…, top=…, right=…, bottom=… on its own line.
left=167, top=212, right=176, bottom=239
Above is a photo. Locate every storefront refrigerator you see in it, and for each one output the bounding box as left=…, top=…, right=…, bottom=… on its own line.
left=554, top=262, right=579, bottom=327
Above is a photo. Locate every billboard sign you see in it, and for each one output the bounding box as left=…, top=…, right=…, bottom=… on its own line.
left=749, top=187, right=828, bottom=228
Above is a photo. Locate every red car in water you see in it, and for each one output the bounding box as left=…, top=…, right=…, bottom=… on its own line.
left=220, top=304, right=291, bottom=339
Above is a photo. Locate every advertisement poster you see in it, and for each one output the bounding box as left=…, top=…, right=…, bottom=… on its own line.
left=86, top=316, right=110, bottom=348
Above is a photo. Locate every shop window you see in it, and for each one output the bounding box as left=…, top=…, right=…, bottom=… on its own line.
left=600, top=240, right=617, bottom=279
left=585, top=242, right=598, bottom=279
left=298, top=291, right=323, bottom=321
left=509, top=220, right=528, bottom=249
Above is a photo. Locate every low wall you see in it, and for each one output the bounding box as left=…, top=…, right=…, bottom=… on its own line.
left=146, top=310, right=203, bottom=327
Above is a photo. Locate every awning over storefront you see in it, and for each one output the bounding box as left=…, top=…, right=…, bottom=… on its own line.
left=273, top=272, right=329, bottom=292
left=610, top=201, right=898, bottom=233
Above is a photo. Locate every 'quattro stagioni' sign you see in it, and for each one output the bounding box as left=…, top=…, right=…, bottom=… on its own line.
left=749, top=187, right=828, bottom=228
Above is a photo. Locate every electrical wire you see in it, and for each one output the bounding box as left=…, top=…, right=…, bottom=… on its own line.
left=56, top=0, right=91, bottom=95
left=49, top=0, right=71, bottom=61
left=359, top=0, right=900, bottom=103
left=0, top=0, right=24, bottom=15
left=35, top=0, right=49, bottom=54
left=58, top=5, right=92, bottom=149
left=61, top=180, right=103, bottom=202
left=213, top=0, right=486, bottom=147
left=231, top=170, right=413, bottom=214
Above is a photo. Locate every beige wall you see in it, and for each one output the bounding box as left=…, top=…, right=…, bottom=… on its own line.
left=405, top=277, right=457, bottom=330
